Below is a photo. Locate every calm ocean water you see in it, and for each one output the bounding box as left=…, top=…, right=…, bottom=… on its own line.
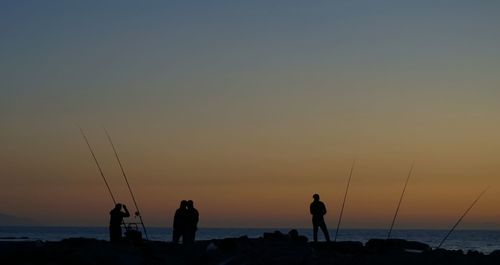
left=1, top=226, right=499, bottom=253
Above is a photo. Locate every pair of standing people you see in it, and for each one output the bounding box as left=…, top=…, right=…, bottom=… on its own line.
left=173, top=200, right=199, bottom=244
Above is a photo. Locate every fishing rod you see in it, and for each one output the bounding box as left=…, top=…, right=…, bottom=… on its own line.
left=436, top=186, right=489, bottom=249
left=334, top=159, right=356, bottom=242
left=80, top=128, right=132, bottom=235
left=80, top=128, right=117, bottom=205
left=104, top=129, right=149, bottom=240
left=387, top=162, right=414, bottom=239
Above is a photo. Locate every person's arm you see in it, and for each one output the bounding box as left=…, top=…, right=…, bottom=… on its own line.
left=173, top=210, right=181, bottom=227
left=123, top=205, right=130, bottom=217
left=321, top=203, right=327, bottom=215
left=310, top=203, right=314, bottom=215
left=194, top=210, right=199, bottom=230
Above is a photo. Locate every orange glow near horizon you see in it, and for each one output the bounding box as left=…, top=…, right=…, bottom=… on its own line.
left=2, top=132, right=500, bottom=229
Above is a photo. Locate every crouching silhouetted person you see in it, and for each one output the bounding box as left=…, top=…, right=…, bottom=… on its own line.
left=172, top=200, right=188, bottom=243
left=184, top=200, right=199, bottom=244
left=109, top=203, right=130, bottom=243
left=310, top=194, right=331, bottom=242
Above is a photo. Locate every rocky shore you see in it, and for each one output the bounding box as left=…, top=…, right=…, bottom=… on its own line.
left=2, top=231, right=500, bottom=265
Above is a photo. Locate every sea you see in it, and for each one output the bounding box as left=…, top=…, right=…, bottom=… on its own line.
left=1, top=226, right=499, bottom=254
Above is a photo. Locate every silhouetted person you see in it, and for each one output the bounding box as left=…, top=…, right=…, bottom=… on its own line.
left=184, top=200, right=199, bottom=244
left=109, top=203, right=130, bottom=243
left=310, top=194, right=331, bottom=242
left=172, top=200, right=188, bottom=243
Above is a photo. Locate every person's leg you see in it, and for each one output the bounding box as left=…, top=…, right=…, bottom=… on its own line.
left=313, top=223, right=319, bottom=242
left=182, top=229, right=191, bottom=244
left=109, top=227, right=114, bottom=242
left=192, top=230, right=197, bottom=243
left=116, top=227, right=123, bottom=242
left=320, top=222, right=331, bottom=242
left=110, top=226, right=122, bottom=243
left=172, top=229, right=180, bottom=243
left=187, top=229, right=195, bottom=243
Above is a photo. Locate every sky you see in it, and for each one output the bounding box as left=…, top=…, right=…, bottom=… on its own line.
left=1, top=0, right=500, bottom=229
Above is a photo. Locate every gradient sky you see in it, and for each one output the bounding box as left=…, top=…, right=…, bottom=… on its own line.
left=1, top=0, right=500, bottom=229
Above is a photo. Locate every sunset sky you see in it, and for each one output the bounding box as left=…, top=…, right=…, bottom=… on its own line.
left=1, top=1, right=500, bottom=229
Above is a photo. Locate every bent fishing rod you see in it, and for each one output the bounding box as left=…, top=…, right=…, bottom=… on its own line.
left=436, top=186, right=490, bottom=249
left=335, top=159, right=356, bottom=242
left=104, top=129, right=149, bottom=240
left=387, top=162, right=414, bottom=239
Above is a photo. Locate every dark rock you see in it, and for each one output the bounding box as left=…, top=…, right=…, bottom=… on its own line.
left=366, top=238, right=431, bottom=252
left=403, top=240, right=431, bottom=251
left=466, top=250, right=484, bottom=256
left=214, top=236, right=251, bottom=252
left=311, top=241, right=364, bottom=253
left=2, top=237, right=499, bottom=265
left=263, top=230, right=288, bottom=241
left=60, top=237, right=102, bottom=245
left=490, top=249, right=500, bottom=256
left=288, top=229, right=308, bottom=244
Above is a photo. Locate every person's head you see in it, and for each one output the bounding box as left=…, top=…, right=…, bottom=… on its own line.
left=187, top=200, right=194, bottom=209
left=180, top=200, right=188, bottom=208
left=114, top=203, right=122, bottom=210
left=313, top=194, right=320, bottom=201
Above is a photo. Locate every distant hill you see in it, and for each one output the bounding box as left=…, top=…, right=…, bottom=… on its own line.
left=0, top=213, right=35, bottom=226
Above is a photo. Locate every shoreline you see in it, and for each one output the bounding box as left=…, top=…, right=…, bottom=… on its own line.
left=2, top=234, right=500, bottom=265
left=3, top=227, right=500, bottom=253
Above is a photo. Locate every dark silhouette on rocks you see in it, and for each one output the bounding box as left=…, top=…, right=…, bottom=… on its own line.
left=109, top=203, right=130, bottom=243
left=310, top=194, right=331, bottom=242
left=172, top=200, right=188, bottom=243
left=184, top=200, right=199, bottom=244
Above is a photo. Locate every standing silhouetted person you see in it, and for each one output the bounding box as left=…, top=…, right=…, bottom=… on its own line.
left=172, top=200, right=188, bottom=243
left=310, top=194, right=331, bottom=242
left=109, top=203, right=130, bottom=243
left=184, top=200, right=199, bottom=244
